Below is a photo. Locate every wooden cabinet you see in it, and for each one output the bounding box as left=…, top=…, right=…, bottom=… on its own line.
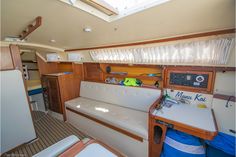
left=1, top=45, right=23, bottom=72
left=83, top=63, right=103, bottom=82
left=46, top=77, right=62, bottom=113
left=42, top=73, right=81, bottom=120
left=1, top=47, right=14, bottom=70
left=100, top=63, right=163, bottom=88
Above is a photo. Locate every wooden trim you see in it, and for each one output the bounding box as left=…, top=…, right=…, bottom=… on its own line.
left=19, top=16, right=42, bottom=40
left=65, top=29, right=235, bottom=51
left=164, top=68, right=215, bottom=94
left=36, top=52, right=47, bottom=62
left=149, top=95, right=163, bottom=116
left=213, top=94, right=236, bottom=102
left=153, top=115, right=218, bottom=140
left=148, top=95, right=165, bottom=157
left=9, top=45, right=23, bottom=72
left=66, top=107, right=144, bottom=142
left=215, top=67, right=236, bottom=72
left=59, top=139, right=124, bottom=157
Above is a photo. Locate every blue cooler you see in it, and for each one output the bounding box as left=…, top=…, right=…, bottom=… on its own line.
left=205, top=132, right=235, bottom=157
left=161, top=129, right=205, bottom=157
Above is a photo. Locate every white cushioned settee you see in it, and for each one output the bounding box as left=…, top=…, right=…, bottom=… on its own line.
left=65, top=81, right=161, bottom=157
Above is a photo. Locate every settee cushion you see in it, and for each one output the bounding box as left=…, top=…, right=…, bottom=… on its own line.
left=80, top=81, right=161, bottom=112
left=33, top=135, right=79, bottom=157
left=65, top=97, right=149, bottom=140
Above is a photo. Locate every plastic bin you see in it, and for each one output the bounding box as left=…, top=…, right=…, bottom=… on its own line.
left=161, top=129, right=205, bottom=157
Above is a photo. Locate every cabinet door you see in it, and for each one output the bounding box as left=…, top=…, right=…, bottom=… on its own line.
left=1, top=45, right=23, bottom=72
left=47, top=77, right=63, bottom=114
left=83, top=63, right=103, bottom=81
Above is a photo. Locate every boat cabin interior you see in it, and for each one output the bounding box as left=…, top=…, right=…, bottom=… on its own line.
left=1, top=0, right=235, bottom=157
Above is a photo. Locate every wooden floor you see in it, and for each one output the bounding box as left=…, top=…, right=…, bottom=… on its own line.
left=2, top=111, right=88, bottom=157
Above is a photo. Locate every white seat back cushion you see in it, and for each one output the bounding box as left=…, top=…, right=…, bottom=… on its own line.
left=33, top=135, right=79, bottom=157
left=80, top=81, right=161, bottom=112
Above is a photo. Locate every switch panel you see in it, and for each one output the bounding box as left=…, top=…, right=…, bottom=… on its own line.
left=169, top=73, right=209, bottom=88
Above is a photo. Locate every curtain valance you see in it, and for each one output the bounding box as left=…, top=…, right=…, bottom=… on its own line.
left=90, top=37, right=235, bottom=65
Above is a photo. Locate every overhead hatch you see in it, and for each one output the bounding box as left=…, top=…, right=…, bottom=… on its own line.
left=80, top=0, right=118, bottom=16
left=59, top=0, right=170, bottom=22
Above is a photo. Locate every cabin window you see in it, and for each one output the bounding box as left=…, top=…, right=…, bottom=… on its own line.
left=90, top=37, right=235, bottom=65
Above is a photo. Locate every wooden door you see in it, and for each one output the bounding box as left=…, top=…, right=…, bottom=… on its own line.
left=0, top=45, right=23, bottom=72
left=47, top=77, right=63, bottom=114
left=83, top=63, right=103, bottom=81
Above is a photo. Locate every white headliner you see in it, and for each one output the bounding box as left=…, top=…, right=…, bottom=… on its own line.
left=1, top=0, right=235, bottom=50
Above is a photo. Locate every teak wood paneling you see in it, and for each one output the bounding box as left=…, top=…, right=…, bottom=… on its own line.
left=100, top=63, right=163, bottom=88
left=72, top=63, right=84, bottom=79
left=1, top=45, right=23, bottom=72
left=36, top=54, right=58, bottom=76
left=83, top=63, right=103, bottom=82
left=47, top=76, right=63, bottom=113
left=57, top=63, right=73, bottom=73
left=42, top=74, right=81, bottom=121
left=0, top=47, right=14, bottom=70
left=59, top=74, right=81, bottom=120
left=9, top=45, right=23, bottom=72
left=37, top=56, right=83, bottom=121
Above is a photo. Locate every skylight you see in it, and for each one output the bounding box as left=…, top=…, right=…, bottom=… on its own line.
left=103, top=0, right=168, bottom=14
left=59, top=0, right=170, bottom=22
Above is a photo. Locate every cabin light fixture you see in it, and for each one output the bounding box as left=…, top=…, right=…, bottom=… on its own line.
left=83, top=27, right=92, bottom=32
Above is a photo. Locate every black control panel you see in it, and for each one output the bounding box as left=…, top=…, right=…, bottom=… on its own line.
left=169, top=72, right=209, bottom=88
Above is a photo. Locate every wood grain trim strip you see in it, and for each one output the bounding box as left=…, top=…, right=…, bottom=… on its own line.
left=215, top=67, right=236, bottom=71
left=59, top=139, right=124, bottom=157
left=65, top=29, right=235, bottom=51
left=66, top=107, right=144, bottom=142
left=213, top=94, right=236, bottom=102
left=149, top=96, right=163, bottom=116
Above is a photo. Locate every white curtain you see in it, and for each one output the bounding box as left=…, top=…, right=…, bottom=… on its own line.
left=90, top=37, right=235, bottom=65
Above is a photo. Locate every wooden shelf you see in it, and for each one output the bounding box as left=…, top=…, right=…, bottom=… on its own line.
left=28, top=68, right=39, bottom=71
left=22, top=60, right=37, bottom=63
left=104, top=74, right=162, bottom=81
left=104, top=82, right=160, bottom=90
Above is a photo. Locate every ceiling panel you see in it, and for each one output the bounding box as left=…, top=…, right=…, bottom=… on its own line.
left=1, top=0, right=235, bottom=50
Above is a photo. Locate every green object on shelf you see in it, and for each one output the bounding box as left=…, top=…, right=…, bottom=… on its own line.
left=164, top=90, right=171, bottom=99
left=123, top=78, right=142, bottom=86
